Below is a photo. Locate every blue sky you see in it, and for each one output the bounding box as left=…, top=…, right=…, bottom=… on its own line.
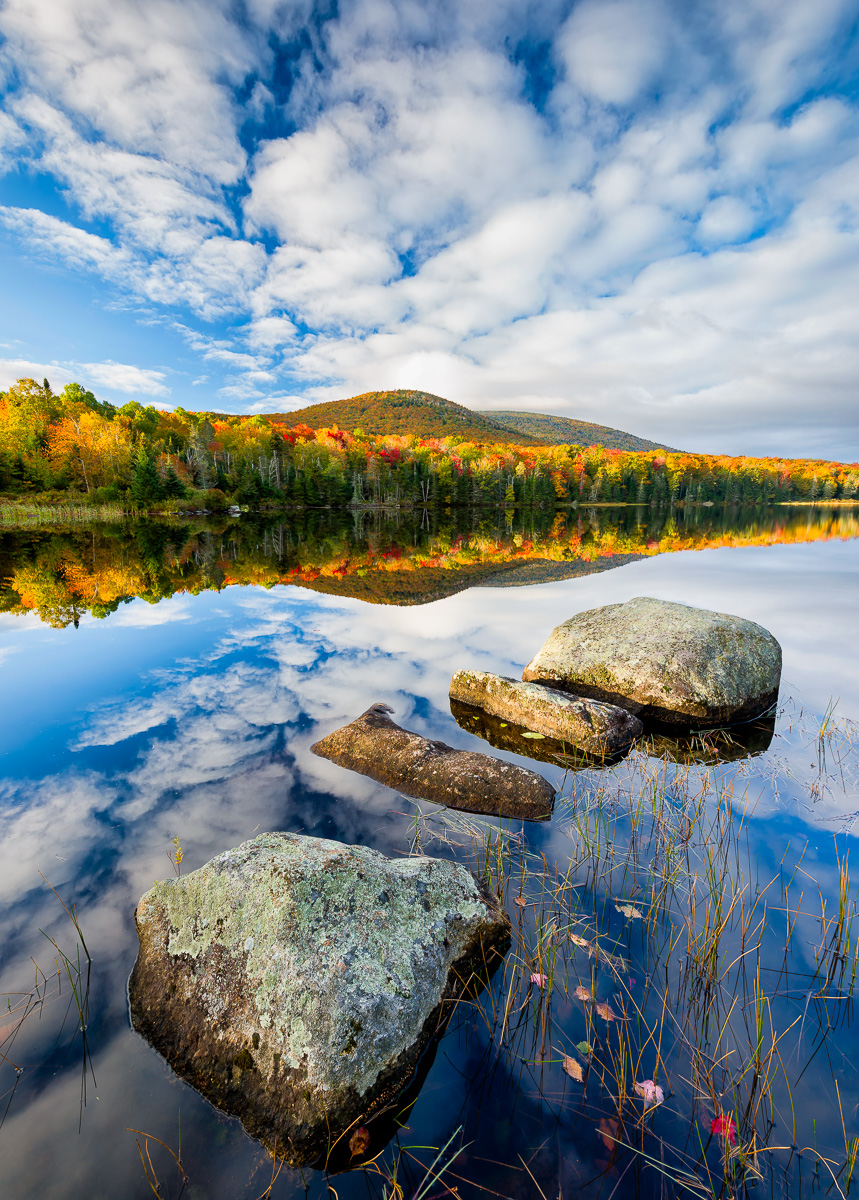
left=0, top=0, right=857, bottom=458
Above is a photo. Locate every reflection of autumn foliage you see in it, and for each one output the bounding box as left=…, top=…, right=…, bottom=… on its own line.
left=2, top=506, right=856, bottom=626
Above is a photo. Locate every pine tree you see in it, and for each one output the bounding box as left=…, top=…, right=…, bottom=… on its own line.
left=130, top=448, right=165, bottom=507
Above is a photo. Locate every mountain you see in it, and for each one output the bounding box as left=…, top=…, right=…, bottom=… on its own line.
left=268, top=388, right=675, bottom=451
left=269, top=390, right=547, bottom=444
left=477, top=410, right=678, bottom=452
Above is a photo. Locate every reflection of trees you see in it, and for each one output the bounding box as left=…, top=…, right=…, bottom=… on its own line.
left=1, top=505, right=857, bottom=627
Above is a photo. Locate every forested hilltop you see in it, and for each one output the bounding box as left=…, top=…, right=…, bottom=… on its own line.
left=477, top=410, right=680, bottom=453
left=270, top=389, right=548, bottom=443
left=1, top=377, right=857, bottom=513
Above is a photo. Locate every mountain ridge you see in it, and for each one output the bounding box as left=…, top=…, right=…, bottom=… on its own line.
left=268, top=389, right=673, bottom=451
left=477, top=410, right=678, bottom=452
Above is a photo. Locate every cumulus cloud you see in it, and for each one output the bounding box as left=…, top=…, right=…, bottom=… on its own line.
left=0, top=0, right=857, bottom=453
left=75, top=360, right=169, bottom=395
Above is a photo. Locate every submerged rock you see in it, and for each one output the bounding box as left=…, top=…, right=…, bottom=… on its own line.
left=311, top=703, right=555, bottom=821
left=449, top=669, right=641, bottom=757
left=450, top=699, right=634, bottom=770
left=130, top=832, right=510, bottom=1168
left=523, top=596, right=782, bottom=728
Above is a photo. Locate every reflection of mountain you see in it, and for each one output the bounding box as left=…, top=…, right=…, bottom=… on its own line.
left=473, top=553, right=645, bottom=589
left=297, top=552, right=645, bottom=604
left=1, top=504, right=857, bottom=626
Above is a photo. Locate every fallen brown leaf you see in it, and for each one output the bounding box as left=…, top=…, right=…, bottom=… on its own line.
left=574, top=984, right=592, bottom=1002
left=562, top=1055, right=583, bottom=1082
left=595, top=1001, right=616, bottom=1021
left=513, top=896, right=527, bottom=908
left=598, top=1117, right=619, bottom=1152
left=569, top=933, right=590, bottom=948
left=349, top=1126, right=371, bottom=1157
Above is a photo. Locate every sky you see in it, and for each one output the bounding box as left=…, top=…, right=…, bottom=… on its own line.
left=0, top=0, right=857, bottom=458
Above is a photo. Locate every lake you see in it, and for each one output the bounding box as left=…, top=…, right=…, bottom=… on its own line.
left=1, top=503, right=858, bottom=1199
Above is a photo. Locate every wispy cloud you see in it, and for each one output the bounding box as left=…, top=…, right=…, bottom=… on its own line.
left=0, top=356, right=169, bottom=398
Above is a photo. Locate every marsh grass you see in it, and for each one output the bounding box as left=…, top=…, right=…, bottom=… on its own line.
left=405, top=704, right=859, bottom=1198
left=0, top=501, right=127, bottom=525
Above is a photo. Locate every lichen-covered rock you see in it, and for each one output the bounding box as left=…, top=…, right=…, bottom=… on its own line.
left=130, top=832, right=510, bottom=1167
left=450, top=669, right=641, bottom=757
left=523, top=596, right=782, bottom=727
left=311, top=703, right=555, bottom=821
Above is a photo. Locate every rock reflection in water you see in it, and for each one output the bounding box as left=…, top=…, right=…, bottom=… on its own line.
left=642, top=715, right=776, bottom=764
left=453, top=698, right=776, bottom=767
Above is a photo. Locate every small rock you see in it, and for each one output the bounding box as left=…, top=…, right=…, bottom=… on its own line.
left=311, top=703, right=555, bottom=821
left=129, top=832, right=510, bottom=1167
left=523, top=596, right=782, bottom=728
left=449, top=670, right=641, bottom=757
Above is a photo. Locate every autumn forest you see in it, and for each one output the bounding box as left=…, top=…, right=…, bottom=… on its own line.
left=2, top=377, right=858, bottom=515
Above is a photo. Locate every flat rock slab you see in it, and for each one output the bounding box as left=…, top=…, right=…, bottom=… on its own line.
left=450, top=669, right=641, bottom=757
left=523, top=596, right=782, bottom=728
left=450, top=698, right=634, bottom=770
left=311, top=703, right=555, bottom=821
left=130, top=832, right=510, bottom=1167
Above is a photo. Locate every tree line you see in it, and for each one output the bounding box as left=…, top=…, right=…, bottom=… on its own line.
left=1, top=377, right=857, bottom=511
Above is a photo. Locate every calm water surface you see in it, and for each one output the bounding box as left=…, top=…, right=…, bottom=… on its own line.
left=1, top=507, right=858, bottom=1199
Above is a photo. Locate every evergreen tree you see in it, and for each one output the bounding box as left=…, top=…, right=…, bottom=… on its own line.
left=130, top=448, right=165, bottom=507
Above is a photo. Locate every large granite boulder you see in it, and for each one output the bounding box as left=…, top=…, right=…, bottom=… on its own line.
left=311, top=703, right=555, bottom=821
left=522, top=596, right=781, bottom=728
left=450, top=669, right=642, bottom=758
left=130, top=832, right=510, bottom=1167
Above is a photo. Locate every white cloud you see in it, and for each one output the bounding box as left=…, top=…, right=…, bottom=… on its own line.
left=75, top=360, right=169, bottom=395
left=0, top=0, right=857, bottom=453
left=557, top=0, right=669, bottom=106
left=698, top=196, right=756, bottom=244
left=0, top=356, right=169, bottom=398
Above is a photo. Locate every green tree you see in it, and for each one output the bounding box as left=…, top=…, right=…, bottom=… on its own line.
left=130, top=448, right=165, bottom=507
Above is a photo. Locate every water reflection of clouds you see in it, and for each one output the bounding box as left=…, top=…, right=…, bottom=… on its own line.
left=0, top=539, right=856, bottom=1194
left=105, top=593, right=195, bottom=628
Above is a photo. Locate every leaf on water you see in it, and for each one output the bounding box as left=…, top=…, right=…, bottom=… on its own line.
left=616, top=903, right=643, bottom=919
left=595, top=1001, right=617, bottom=1021
left=349, top=1126, right=371, bottom=1157
left=576, top=1041, right=591, bottom=1057
left=562, top=1055, right=583, bottom=1082
left=634, top=1079, right=665, bottom=1108
left=569, top=933, right=590, bottom=948
left=597, top=1117, right=619, bottom=1151
left=711, top=1113, right=737, bottom=1144
left=522, top=731, right=545, bottom=739
left=530, top=972, right=549, bottom=988
left=574, top=984, right=592, bottom=1002
left=513, top=895, right=527, bottom=907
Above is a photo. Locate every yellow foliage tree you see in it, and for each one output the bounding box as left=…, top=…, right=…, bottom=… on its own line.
left=47, top=410, right=135, bottom=492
